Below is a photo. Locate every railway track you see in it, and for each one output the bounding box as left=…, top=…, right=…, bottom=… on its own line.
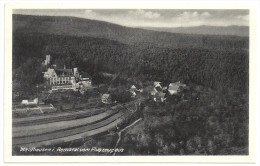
left=13, top=110, right=117, bottom=137
left=19, top=112, right=130, bottom=148
left=13, top=108, right=106, bottom=127
left=13, top=101, right=136, bottom=147
left=13, top=111, right=126, bottom=145
left=13, top=103, right=128, bottom=127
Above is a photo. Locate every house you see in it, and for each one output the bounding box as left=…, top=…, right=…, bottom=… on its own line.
left=129, top=84, right=143, bottom=98
left=101, top=94, right=112, bottom=104
left=150, top=88, right=158, bottom=96
left=21, top=98, right=38, bottom=105
left=168, top=81, right=187, bottom=95
left=44, top=68, right=77, bottom=91
left=130, top=91, right=137, bottom=98
left=82, top=78, right=91, bottom=85
left=153, top=92, right=166, bottom=103
left=154, top=81, right=162, bottom=88
left=130, top=85, right=137, bottom=91
left=151, top=85, right=163, bottom=96
left=80, top=72, right=92, bottom=88
left=43, top=55, right=91, bottom=92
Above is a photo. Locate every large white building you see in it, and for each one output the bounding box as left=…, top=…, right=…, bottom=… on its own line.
left=43, top=55, right=92, bottom=92
left=44, top=68, right=77, bottom=91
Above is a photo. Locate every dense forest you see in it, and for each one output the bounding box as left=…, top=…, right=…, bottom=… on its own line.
left=12, top=31, right=248, bottom=98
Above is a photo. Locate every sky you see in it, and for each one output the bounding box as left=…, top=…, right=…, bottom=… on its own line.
left=13, top=9, right=249, bottom=27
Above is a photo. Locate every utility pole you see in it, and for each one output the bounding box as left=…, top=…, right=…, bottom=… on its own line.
left=36, top=84, right=39, bottom=105
left=36, top=84, right=39, bottom=97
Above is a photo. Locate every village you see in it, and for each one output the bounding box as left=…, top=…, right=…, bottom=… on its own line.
left=13, top=54, right=188, bottom=116
left=12, top=54, right=189, bottom=152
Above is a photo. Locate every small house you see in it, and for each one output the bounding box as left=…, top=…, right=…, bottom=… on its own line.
left=21, top=98, right=38, bottom=106
left=101, top=94, right=112, bottom=104
left=153, top=92, right=166, bottom=103
left=130, top=85, right=137, bottom=91
left=130, top=91, right=137, bottom=98
left=129, top=84, right=143, bottom=98
left=151, top=88, right=158, bottom=96
left=80, top=72, right=92, bottom=88
left=154, top=81, right=162, bottom=88
left=168, top=81, right=187, bottom=95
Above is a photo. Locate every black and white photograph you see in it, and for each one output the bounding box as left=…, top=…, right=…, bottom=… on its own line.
left=2, top=1, right=259, bottom=163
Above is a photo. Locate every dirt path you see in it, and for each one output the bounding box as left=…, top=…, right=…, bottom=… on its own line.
left=113, top=118, right=143, bottom=156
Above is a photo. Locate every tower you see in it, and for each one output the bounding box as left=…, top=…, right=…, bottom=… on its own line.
left=45, top=55, right=51, bottom=66
left=73, top=68, right=79, bottom=78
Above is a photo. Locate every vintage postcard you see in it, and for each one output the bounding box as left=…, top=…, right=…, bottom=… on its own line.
left=3, top=1, right=258, bottom=163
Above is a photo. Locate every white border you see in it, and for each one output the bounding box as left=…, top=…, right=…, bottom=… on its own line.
left=2, top=0, right=259, bottom=164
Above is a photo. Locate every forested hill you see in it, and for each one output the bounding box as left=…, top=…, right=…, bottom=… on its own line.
left=12, top=14, right=249, bottom=97
left=141, top=25, right=249, bottom=37
left=13, top=14, right=248, bottom=50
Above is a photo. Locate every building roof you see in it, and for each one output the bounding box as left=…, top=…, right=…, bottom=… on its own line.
left=130, top=85, right=137, bottom=90
left=169, top=81, right=186, bottom=87
left=55, top=69, right=73, bottom=76
left=154, top=81, right=162, bottom=86
left=43, top=68, right=55, bottom=78
left=82, top=78, right=91, bottom=81
left=157, top=92, right=166, bottom=98
left=151, top=88, right=158, bottom=95
left=168, top=84, right=179, bottom=91
left=168, top=81, right=187, bottom=93
left=81, top=72, right=90, bottom=78
left=130, top=91, right=137, bottom=96
left=102, top=94, right=111, bottom=98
